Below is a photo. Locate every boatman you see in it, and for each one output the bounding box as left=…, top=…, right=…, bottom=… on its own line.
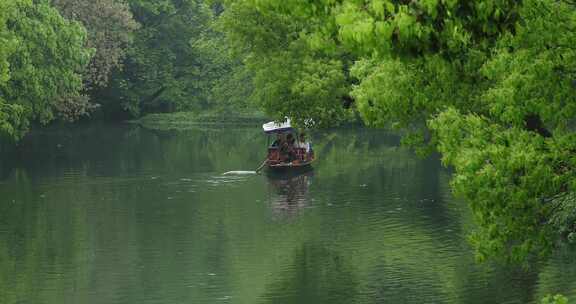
left=297, top=133, right=311, bottom=153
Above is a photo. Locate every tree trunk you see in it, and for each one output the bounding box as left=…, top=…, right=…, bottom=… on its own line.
left=524, top=114, right=552, bottom=138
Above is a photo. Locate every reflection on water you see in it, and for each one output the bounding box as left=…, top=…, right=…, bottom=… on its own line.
left=267, top=170, right=313, bottom=218
left=0, top=124, right=575, bottom=304
left=262, top=242, right=358, bottom=304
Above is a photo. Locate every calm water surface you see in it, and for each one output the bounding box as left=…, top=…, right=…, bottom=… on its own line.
left=1, top=124, right=575, bottom=304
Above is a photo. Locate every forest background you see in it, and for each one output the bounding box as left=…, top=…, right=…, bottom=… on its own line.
left=1, top=0, right=576, bottom=273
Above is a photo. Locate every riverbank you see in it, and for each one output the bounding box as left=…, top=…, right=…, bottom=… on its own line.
left=132, top=111, right=268, bottom=130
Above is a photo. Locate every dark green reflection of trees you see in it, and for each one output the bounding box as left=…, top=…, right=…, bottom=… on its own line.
left=313, top=129, right=463, bottom=248
left=536, top=249, right=576, bottom=300
left=0, top=124, right=267, bottom=181
left=261, top=243, right=358, bottom=304
left=2, top=125, right=576, bottom=303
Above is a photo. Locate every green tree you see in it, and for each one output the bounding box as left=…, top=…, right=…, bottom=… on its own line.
left=219, top=0, right=576, bottom=263
left=189, top=13, right=254, bottom=113
left=103, top=0, right=216, bottom=117
left=0, top=1, right=25, bottom=140
left=541, top=294, right=568, bottom=304
left=51, top=0, right=139, bottom=89
left=0, top=0, right=92, bottom=140
left=217, top=1, right=355, bottom=126
left=427, top=0, right=576, bottom=263
left=50, top=0, right=139, bottom=122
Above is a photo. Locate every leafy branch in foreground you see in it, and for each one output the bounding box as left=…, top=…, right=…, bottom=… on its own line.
left=219, top=0, right=576, bottom=263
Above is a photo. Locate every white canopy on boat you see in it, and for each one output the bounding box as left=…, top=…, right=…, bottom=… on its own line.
left=262, top=119, right=293, bottom=134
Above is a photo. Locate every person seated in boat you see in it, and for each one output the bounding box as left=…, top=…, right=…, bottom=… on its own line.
left=271, top=133, right=285, bottom=147
left=286, top=133, right=295, bottom=146
left=268, top=134, right=285, bottom=162
left=281, top=133, right=297, bottom=162
left=297, top=133, right=313, bottom=161
left=296, top=133, right=310, bottom=152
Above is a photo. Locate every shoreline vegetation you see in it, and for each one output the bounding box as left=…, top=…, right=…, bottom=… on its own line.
left=131, top=111, right=269, bottom=130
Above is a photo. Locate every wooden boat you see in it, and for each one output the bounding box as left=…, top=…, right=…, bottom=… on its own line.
left=267, top=160, right=313, bottom=170
left=262, top=119, right=315, bottom=173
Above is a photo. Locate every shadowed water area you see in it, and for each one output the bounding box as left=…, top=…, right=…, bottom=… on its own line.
left=1, top=124, right=575, bottom=304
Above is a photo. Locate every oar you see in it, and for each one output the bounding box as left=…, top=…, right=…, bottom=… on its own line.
left=255, top=158, right=268, bottom=174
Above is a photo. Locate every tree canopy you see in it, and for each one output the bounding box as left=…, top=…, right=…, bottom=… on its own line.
left=1, top=0, right=243, bottom=139
left=216, top=0, right=576, bottom=263
left=101, top=0, right=238, bottom=117
left=51, top=0, right=139, bottom=89
left=0, top=0, right=91, bottom=140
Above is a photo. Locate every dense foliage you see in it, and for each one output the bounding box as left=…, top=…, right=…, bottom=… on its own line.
left=103, top=0, right=209, bottom=116
left=49, top=0, right=140, bottom=122
left=101, top=0, right=246, bottom=117
left=217, top=0, right=576, bottom=263
left=1, top=0, right=575, bottom=266
left=0, top=0, right=248, bottom=140
left=52, top=0, right=139, bottom=89
left=217, top=1, right=354, bottom=126
left=0, top=0, right=91, bottom=140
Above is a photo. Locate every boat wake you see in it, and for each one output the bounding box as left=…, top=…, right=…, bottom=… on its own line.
left=222, top=171, right=258, bottom=175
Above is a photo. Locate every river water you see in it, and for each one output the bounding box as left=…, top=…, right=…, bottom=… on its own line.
left=0, top=124, right=575, bottom=304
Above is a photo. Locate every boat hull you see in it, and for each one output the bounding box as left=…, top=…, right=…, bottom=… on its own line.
left=265, top=161, right=314, bottom=176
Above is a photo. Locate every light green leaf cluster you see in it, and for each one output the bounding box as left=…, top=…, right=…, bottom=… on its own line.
left=0, top=0, right=22, bottom=139
left=541, top=294, right=569, bottom=304
left=428, top=108, right=573, bottom=263
left=219, top=0, right=354, bottom=126
left=245, top=0, right=519, bottom=57
left=427, top=0, right=576, bottom=262
left=0, top=1, right=16, bottom=84
left=251, top=54, right=350, bottom=127
left=351, top=55, right=469, bottom=129
left=221, top=0, right=520, bottom=127
left=0, top=0, right=91, bottom=140
left=480, top=0, right=576, bottom=130
left=0, top=101, right=25, bottom=140
left=219, top=0, right=576, bottom=263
